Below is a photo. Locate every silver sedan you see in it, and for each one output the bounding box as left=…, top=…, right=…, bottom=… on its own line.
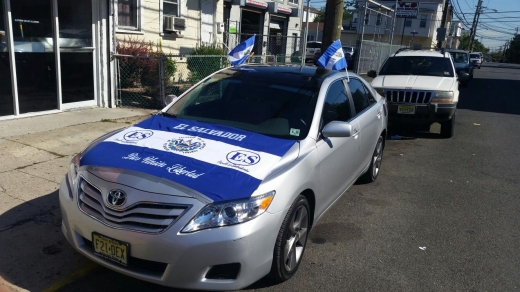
left=59, top=65, right=388, bottom=290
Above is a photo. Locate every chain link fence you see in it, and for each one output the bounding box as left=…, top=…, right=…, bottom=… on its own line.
left=115, top=52, right=304, bottom=109
left=355, top=40, right=404, bottom=74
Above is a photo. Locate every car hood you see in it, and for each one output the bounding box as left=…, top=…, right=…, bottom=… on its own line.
left=372, top=75, right=455, bottom=91
left=79, top=115, right=298, bottom=203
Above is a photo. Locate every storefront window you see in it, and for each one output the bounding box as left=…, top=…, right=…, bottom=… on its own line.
left=59, top=0, right=94, bottom=103
left=0, top=1, right=14, bottom=116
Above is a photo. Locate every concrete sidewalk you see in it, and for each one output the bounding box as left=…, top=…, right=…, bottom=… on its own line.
left=0, top=107, right=155, bottom=292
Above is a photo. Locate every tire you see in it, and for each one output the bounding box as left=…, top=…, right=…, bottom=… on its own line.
left=359, top=135, right=384, bottom=183
left=441, top=113, right=455, bottom=138
left=270, top=195, right=310, bottom=283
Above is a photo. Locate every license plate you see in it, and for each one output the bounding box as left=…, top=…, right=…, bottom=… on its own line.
left=92, top=232, right=129, bottom=266
left=397, top=105, right=415, bottom=114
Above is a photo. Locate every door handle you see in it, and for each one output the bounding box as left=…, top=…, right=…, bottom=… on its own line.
left=377, top=110, right=382, bottom=119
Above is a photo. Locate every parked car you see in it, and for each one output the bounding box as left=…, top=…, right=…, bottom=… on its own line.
left=368, top=49, right=469, bottom=138
left=446, top=49, right=474, bottom=87
left=305, top=41, right=321, bottom=62
left=470, top=52, right=482, bottom=69
left=60, top=65, right=388, bottom=291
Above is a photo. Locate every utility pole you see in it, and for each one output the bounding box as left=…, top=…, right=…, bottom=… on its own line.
left=321, top=0, right=343, bottom=51
left=437, top=0, right=450, bottom=49
left=468, top=0, right=483, bottom=51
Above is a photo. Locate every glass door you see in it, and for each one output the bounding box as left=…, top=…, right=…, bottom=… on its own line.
left=0, top=0, right=14, bottom=117
left=57, top=0, right=94, bottom=104
left=11, top=0, right=57, bottom=114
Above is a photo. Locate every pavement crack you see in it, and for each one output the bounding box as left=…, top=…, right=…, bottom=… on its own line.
left=16, top=168, right=63, bottom=184
left=3, top=138, right=66, bottom=158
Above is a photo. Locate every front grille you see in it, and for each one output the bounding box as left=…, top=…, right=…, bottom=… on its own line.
left=385, top=90, right=433, bottom=104
left=78, top=179, right=190, bottom=233
left=82, top=236, right=168, bottom=276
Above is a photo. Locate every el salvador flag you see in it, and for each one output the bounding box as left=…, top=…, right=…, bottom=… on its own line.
left=316, top=39, right=347, bottom=70
left=228, top=35, right=256, bottom=66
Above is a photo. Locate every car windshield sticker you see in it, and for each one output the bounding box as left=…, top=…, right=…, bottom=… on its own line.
left=290, top=128, right=300, bottom=136
left=80, top=115, right=296, bottom=202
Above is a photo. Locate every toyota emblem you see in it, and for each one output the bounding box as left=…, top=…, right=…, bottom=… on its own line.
left=106, top=189, right=127, bottom=207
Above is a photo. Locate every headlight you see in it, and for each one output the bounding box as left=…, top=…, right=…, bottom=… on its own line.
left=182, top=191, right=276, bottom=233
left=374, top=87, right=386, bottom=97
left=431, top=91, right=454, bottom=103
left=68, top=153, right=81, bottom=193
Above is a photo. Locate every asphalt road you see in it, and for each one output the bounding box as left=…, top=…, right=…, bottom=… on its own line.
left=2, top=62, right=520, bottom=292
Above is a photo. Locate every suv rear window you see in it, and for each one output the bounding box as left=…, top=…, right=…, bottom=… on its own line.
left=379, top=56, right=455, bottom=77
left=307, top=42, right=321, bottom=49
left=470, top=54, right=480, bottom=58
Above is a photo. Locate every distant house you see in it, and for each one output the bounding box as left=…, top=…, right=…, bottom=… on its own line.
left=355, top=0, right=449, bottom=49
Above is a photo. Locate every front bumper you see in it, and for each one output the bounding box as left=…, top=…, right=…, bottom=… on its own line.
left=388, top=102, right=457, bottom=125
left=59, top=178, right=286, bottom=290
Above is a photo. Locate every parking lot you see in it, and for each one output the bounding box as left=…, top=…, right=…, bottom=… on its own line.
left=1, top=62, right=519, bottom=292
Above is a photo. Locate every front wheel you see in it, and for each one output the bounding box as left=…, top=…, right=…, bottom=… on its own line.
left=270, top=195, right=310, bottom=283
left=359, top=135, right=384, bottom=183
left=440, top=113, right=455, bottom=138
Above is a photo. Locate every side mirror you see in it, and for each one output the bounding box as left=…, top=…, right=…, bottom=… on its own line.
left=458, top=72, right=470, bottom=82
left=322, top=121, right=353, bottom=138
left=367, top=70, right=378, bottom=78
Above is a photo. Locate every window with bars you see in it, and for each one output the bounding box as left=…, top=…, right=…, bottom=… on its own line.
left=118, top=0, right=140, bottom=30
left=404, top=18, right=412, bottom=27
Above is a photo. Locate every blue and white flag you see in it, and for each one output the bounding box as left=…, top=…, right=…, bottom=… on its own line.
left=228, top=35, right=256, bottom=66
left=80, top=115, right=295, bottom=202
left=316, top=39, right=347, bottom=70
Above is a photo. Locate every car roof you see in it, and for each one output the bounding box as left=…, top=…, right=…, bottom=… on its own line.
left=392, top=50, right=449, bottom=58
left=221, top=64, right=354, bottom=82
left=445, top=49, right=469, bottom=53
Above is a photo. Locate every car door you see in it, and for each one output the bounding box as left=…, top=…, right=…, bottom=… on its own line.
left=316, top=79, right=360, bottom=213
left=347, top=78, right=382, bottom=174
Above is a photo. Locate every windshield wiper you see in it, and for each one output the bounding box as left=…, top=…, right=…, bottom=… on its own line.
left=158, top=112, right=177, bottom=118
left=383, top=71, right=412, bottom=75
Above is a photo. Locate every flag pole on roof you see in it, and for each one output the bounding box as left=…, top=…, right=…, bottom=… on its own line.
left=227, top=34, right=256, bottom=66
left=315, top=39, right=349, bottom=82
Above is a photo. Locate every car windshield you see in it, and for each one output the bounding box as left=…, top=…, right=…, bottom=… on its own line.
left=470, top=53, right=480, bottom=59
left=379, top=56, right=455, bottom=77
left=165, top=69, right=322, bottom=140
left=449, top=52, right=469, bottom=63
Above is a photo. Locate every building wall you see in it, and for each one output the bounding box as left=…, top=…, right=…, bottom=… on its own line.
left=115, top=0, right=224, bottom=55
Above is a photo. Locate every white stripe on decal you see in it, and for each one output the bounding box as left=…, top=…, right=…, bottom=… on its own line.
left=103, top=127, right=284, bottom=180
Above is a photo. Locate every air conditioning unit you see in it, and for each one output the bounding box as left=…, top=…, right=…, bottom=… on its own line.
left=164, top=15, right=186, bottom=32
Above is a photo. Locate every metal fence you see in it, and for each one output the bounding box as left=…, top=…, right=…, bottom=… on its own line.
left=225, top=32, right=303, bottom=60
left=115, top=53, right=304, bottom=109
left=355, top=40, right=404, bottom=74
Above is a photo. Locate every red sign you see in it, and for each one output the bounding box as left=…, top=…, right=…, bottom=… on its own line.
left=277, top=7, right=292, bottom=14
left=246, top=0, right=268, bottom=9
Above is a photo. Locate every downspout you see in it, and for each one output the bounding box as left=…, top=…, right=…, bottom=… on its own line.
left=199, top=0, right=203, bottom=45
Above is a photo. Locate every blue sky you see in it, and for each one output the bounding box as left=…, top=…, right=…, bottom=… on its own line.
left=307, top=0, right=519, bottom=50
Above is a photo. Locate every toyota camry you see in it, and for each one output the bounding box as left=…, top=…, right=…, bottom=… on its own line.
left=59, top=65, right=388, bottom=290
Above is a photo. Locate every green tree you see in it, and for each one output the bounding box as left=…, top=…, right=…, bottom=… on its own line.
left=313, top=0, right=356, bottom=22
left=458, top=34, right=489, bottom=54
left=505, top=35, right=520, bottom=64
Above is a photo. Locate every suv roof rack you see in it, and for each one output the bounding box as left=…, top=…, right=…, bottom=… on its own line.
left=393, top=47, right=411, bottom=56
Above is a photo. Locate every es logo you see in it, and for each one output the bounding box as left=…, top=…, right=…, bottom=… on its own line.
left=123, top=130, right=153, bottom=141
left=226, top=150, right=261, bottom=166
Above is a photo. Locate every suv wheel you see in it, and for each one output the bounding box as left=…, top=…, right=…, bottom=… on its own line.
left=441, top=113, right=455, bottom=138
